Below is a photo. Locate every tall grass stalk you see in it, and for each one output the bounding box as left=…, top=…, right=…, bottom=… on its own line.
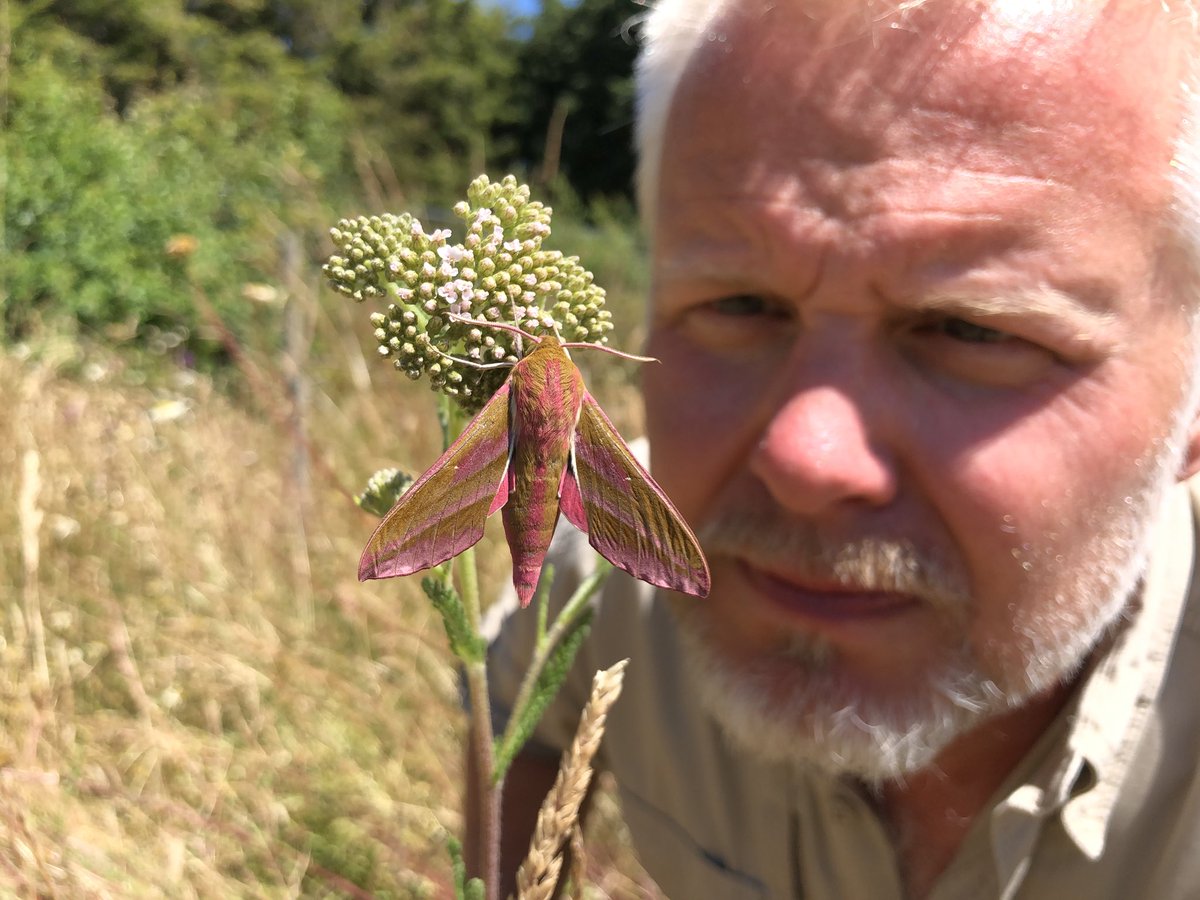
left=515, top=660, right=628, bottom=900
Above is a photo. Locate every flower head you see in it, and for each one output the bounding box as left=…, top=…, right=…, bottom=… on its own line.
left=324, top=175, right=614, bottom=413
left=355, top=468, right=414, bottom=518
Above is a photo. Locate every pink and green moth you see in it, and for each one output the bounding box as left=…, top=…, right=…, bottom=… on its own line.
left=358, top=329, right=711, bottom=606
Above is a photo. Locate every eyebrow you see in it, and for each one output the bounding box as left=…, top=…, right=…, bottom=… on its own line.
left=902, top=286, right=1120, bottom=344
left=657, top=236, right=1125, bottom=345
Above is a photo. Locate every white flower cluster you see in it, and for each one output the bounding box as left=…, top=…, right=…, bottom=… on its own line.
left=324, top=174, right=613, bottom=412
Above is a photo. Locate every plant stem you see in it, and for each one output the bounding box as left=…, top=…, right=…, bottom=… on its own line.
left=497, top=561, right=611, bottom=758
left=440, top=395, right=500, bottom=900
left=459, top=545, right=500, bottom=900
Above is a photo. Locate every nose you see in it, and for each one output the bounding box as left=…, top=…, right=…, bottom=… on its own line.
left=749, top=378, right=898, bottom=517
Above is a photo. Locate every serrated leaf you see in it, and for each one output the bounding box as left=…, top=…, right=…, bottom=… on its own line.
left=422, top=576, right=486, bottom=663
left=492, top=608, right=594, bottom=782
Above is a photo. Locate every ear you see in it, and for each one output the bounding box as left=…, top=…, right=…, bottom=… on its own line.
left=1179, top=406, right=1200, bottom=481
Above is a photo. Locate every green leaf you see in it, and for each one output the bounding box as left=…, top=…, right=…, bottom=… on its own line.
left=446, top=834, right=467, bottom=900
left=422, top=576, right=486, bottom=664
left=492, top=608, right=593, bottom=782
left=465, top=877, right=485, bottom=900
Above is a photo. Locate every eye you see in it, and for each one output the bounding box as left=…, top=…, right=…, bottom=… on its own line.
left=908, top=315, right=1057, bottom=387
left=707, top=294, right=779, bottom=318
left=927, top=317, right=1010, bottom=344
left=675, top=293, right=792, bottom=352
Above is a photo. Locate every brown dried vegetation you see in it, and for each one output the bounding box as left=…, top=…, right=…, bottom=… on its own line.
left=0, top=291, right=657, bottom=896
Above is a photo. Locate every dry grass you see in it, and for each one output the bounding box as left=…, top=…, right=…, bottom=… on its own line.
left=516, top=661, right=627, bottom=900
left=0, top=283, right=660, bottom=896
left=0, top=325, right=460, bottom=896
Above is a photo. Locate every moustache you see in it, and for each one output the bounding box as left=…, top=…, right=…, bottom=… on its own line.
left=697, top=507, right=970, bottom=615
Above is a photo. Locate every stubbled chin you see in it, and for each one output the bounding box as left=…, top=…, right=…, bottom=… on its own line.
left=666, top=594, right=1011, bottom=783
left=673, top=593, right=953, bottom=700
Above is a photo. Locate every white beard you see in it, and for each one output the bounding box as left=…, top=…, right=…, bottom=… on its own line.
left=671, top=416, right=1189, bottom=786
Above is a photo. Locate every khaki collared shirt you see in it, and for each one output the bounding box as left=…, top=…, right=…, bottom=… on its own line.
left=485, top=478, right=1200, bottom=899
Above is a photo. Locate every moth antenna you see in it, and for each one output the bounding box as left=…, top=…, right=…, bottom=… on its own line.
left=446, top=313, right=541, bottom=347
left=444, top=313, right=657, bottom=365
left=427, top=343, right=516, bottom=371
left=507, top=299, right=526, bottom=357
left=559, top=342, right=659, bottom=365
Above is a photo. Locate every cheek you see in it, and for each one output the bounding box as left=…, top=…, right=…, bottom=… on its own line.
left=941, top=382, right=1182, bottom=668
left=642, top=334, right=763, bottom=522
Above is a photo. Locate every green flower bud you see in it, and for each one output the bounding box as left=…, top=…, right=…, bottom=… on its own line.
left=356, top=468, right=414, bottom=517
left=323, top=175, right=618, bottom=413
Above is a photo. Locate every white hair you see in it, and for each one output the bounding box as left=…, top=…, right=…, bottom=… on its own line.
left=633, top=0, right=730, bottom=229
left=633, top=0, right=1200, bottom=309
left=1168, top=72, right=1200, bottom=300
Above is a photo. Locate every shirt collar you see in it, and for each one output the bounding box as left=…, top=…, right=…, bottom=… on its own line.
left=1058, top=479, right=1196, bottom=858
left=989, top=478, right=1197, bottom=879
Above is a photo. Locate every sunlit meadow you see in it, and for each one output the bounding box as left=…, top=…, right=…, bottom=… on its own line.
left=0, top=207, right=661, bottom=896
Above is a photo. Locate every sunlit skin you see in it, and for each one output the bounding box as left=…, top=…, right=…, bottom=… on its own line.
left=643, top=2, right=1200, bottom=892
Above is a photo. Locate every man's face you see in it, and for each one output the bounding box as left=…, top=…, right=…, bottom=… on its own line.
left=643, top=1, right=1200, bottom=779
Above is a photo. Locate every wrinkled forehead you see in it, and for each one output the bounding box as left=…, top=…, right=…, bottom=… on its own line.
left=661, top=0, right=1188, bottom=218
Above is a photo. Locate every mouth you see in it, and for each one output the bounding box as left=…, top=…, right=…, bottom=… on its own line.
left=737, top=559, right=922, bottom=625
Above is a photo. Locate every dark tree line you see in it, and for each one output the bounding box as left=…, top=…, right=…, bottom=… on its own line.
left=3, top=0, right=642, bottom=355
left=16, top=0, right=639, bottom=202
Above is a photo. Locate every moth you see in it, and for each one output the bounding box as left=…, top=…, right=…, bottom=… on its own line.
left=358, top=330, right=710, bottom=606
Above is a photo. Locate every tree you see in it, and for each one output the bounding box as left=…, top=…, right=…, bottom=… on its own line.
left=501, top=0, right=640, bottom=206
left=3, top=0, right=523, bottom=357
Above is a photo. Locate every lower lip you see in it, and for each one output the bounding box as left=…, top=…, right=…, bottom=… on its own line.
left=739, top=561, right=920, bottom=624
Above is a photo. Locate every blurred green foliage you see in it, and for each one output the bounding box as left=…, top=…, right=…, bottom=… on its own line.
left=502, top=0, right=640, bottom=204
left=1, top=0, right=646, bottom=367
left=0, top=2, right=653, bottom=894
